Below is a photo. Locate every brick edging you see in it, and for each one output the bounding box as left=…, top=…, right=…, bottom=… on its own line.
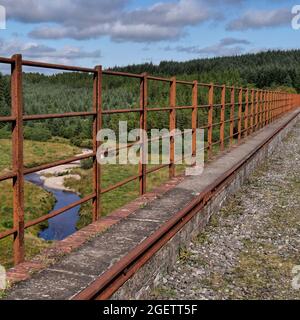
left=6, top=176, right=184, bottom=285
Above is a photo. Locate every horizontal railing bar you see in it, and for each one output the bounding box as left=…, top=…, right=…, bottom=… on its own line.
left=24, top=152, right=95, bottom=175
left=23, top=111, right=96, bottom=121
left=224, top=135, right=231, bottom=141
left=102, top=130, right=186, bottom=155
left=103, top=142, right=138, bottom=155
left=0, top=116, right=16, bottom=122
left=174, top=105, right=194, bottom=110
left=147, top=107, right=171, bottom=112
left=22, top=59, right=95, bottom=73
left=25, top=194, right=96, bottom=229
left=212, top=121, right=222, bottom=126
left=0, top=171, right=17, bottom=182
left=0, top=228, right=17, bottom=240
left=212, top=84, right=225, bottom=88
left=147, top=75, right=172, bottom=83
left=146, top=164, right=169, bottom=175
left=197, top=105, right=210, bottom=109
left=0, top=57, right=13, bottom=64
left=103, top=70, right=143, bottom=79
left=198, top=82, right=211, bottom=87
left=102, top=108, right=142, bottom=114
left=199, top=124, right=210, bottom=129
left=101, top=174, right=140, bottom=194
left=176, top=80, right=194, bottom=86
left=148, top=130, right=184, bottom=143
left=211, top=140, right=221, bottom=146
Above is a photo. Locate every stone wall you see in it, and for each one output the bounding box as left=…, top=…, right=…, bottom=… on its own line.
left=112, top=113, right=300, bottom=300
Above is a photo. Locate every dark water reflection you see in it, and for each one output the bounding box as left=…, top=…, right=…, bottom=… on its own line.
left=25, top=173, right=80, bottom=241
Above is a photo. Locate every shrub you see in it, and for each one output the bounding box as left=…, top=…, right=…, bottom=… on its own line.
left=24, top=124, right=51, bottom=142
left=80, top=158, right=93, bottom=170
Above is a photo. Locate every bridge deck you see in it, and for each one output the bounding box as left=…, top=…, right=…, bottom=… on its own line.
left=154, top=120, right=300, bottom=300
left=3, top=109, right=300, bottom=300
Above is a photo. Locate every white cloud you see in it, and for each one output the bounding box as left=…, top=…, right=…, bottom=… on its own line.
left=2, top=0, right=231, bottom=42
left=164, top=37, right=251, bottom=57
left=0, top=37, right=101, bottom=64
left=226, top=8, right=291, bottom=31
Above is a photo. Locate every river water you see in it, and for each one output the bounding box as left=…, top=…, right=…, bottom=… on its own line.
left=25, top=173, right=81, bottom=241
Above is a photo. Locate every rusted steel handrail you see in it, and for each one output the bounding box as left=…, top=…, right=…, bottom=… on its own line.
left=0, top=116, right=16, bottom=122
left=0, top=54, right=299, bottom=266
left=23, top=152, right=95, bottom=175
left=73, top=109, right=300, bottom=300
left=23, top=111, right=96, bottom=121
left=25, top=194, right=96, bottom=229
left=0, top=171, right=17, bottom=182
left=22, top=59, right=95, bottom=73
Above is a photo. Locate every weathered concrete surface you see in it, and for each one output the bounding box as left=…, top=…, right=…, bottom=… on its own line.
left=4, top=109, right=300, bottom=300
left=152, top=121, right=300, bottom=300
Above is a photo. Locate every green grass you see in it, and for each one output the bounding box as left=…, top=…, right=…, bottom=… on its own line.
left=0, top=180, right=55, bottom=268
left=0, top=133, right=230, bottom=267
left=65, top=162, right=186, bottom=229
left=0, top=138, right=80, bottom=268
left=0, top=138, right=80, bottom=174
left=65, top=140, right=235, bottom=229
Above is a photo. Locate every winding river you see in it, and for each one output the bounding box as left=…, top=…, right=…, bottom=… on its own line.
left=25, top=173, right=81, bottom=241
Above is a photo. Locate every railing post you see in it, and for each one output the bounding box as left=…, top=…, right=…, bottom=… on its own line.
left=275, top=92, right=280, bottom=119
left=92, top=65, right=102, bottom=221
left=259, top=90, right=263, bottom=128
left=275, top=92, right=278, bottom=119
left=270, top=91, right=272, bottom=123
left=266, top=90, right=268, bottom=125
left=11, top=54, right=25, bottom=265
left=192, top=81, right=198, bottom=159
left=238, top=88, right=243, bottom=142
left=270, top=91, right=272, bottom=120
left=244, top=88, right=249, bottom=137
left=278, top=92, right=280, bottom=117
left=265, top=91, right=269, bottom=125
left=262, top=90, right=265, bottom=127
left=250, top=89, right=254, bottom=134
left=230, top=87, right=235, bottom=145
left=207, top=83, right=214, bottom=158
left=169, top=77, right=176, bottom=178
left=255, top=90, right=259, bottom=131
left=139, top=73, right=148, bottom=195
left=220, top=84, right=225, bottom=151
left=271, top=91, right=275, bottom=122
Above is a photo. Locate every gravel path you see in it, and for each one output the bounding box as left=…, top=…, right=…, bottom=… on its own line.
left=152, top=121, right=300, bottom=300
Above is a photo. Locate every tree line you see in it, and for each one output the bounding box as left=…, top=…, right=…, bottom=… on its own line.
left=0, top=49, right=299, bottom=145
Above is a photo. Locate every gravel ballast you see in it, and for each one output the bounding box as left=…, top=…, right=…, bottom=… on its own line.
left=152, top=121, right=300, bottom=300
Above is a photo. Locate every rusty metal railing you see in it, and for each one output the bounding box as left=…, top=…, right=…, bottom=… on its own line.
left=0, top=54, right=299, bottom=265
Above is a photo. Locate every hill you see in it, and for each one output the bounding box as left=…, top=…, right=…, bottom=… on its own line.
left=0, top=50, right=299, bottom=144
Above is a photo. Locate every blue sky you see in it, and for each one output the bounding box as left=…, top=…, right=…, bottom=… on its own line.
left=0, top=0, right=299, bottom=69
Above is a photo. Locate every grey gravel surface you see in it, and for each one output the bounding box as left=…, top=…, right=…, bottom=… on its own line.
left=152, top=121, right=300, bottom=300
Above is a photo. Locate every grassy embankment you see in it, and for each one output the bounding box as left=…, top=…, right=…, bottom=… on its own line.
left=65, top=145, right=224, bottom=229
left=0, top=136, right=226, bottom=267
left=0, top=138, right=80, bottom=268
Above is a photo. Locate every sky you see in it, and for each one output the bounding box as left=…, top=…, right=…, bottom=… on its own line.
left=0, top=0, right=299, bottom=70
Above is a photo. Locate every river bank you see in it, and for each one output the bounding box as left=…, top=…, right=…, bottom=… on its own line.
left=36, top=149, right=91, bottom=191
left=25, top=149, right=91, bottom=241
